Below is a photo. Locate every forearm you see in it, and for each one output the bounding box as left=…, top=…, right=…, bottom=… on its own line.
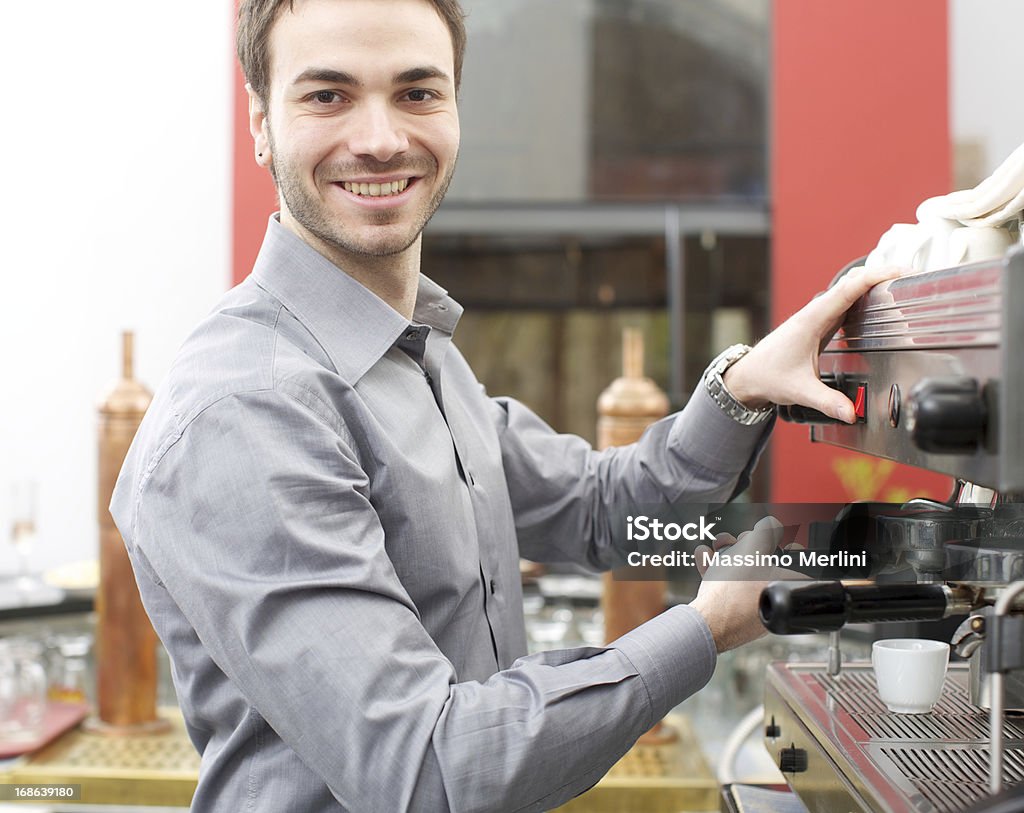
left=501, top=387, right=773, bottom=570
left=428, top=604, right=716, bottom=812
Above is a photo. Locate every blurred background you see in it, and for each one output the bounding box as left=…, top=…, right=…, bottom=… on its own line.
left=3, top=0, right=1022, bottom=579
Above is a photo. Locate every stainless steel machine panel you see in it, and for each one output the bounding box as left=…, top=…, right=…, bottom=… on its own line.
left=765, top=663, right=1024, bottom=813
left=765, top=247, right=1024, bottom=812
left=810, top=249, right=1024, bottom=491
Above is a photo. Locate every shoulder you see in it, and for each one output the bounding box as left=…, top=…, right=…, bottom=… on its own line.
left=159, top=278, right=351, bottom=430
left=111, top=281, right=359, bottom=534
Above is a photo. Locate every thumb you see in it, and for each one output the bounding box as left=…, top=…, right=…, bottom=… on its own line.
left=801, top=380, right=855, bottom=424
left=742, top=515, right=785, bottom=554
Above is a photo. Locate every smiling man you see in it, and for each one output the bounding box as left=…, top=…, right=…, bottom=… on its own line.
left=249, top=0, right=461, bottom=318
left=111, top=1, right=897, bottom=810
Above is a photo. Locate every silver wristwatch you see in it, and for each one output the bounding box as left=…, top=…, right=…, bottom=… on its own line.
left=703, top=344, right=775, bottom=426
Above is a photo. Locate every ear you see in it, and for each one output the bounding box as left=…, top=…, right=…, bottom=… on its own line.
left=246, top=83, right=272, bottom=168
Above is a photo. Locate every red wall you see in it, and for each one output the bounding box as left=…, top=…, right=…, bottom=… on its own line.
left=770, top=1, right=953, bottom=502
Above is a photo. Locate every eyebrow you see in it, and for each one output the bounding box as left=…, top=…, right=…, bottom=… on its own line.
left=291, top=66, right=451, bottom=88
left=394, top=66, right=450, bottom=85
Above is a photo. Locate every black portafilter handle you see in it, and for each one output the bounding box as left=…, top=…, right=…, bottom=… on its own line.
left=758, top=580, right=951, bottom=634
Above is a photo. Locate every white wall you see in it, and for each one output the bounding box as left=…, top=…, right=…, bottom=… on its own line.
left=0, top=3, right=234, bottom=578
left=951, top=0, right=1024, bottom=177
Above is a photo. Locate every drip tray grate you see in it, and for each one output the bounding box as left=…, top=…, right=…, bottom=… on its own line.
left=880, top=745, right=1024, bottom=813
left=811, top=670, right=1024, bottom=741
left=772, top=664, right=1024, bottom=813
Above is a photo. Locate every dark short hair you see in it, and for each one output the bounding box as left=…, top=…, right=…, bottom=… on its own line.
left=237, top=0, right=468, bottom=106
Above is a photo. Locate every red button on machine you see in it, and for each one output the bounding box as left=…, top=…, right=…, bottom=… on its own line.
left=854, top=385, right=867, bottom=421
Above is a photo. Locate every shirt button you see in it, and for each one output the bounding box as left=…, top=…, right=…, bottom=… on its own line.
left=490, top=579, right=497, bottom=595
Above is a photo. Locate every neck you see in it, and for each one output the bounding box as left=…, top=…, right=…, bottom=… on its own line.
left=279, top=214, right=421, bottom=321
left=330, top=242, right=421, bottom=322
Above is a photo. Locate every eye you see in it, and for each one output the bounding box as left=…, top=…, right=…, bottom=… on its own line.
left=405, top=88, right=438, bottom=103
left=311, top=90, right=341, bottom=104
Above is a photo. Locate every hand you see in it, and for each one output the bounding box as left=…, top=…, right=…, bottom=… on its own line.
left=722, top=265, right=904, bottom=423
left=689, top=517, right=799, bottom=653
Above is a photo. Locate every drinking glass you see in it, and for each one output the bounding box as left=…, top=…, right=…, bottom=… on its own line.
left=10, top=481, right=38, bottom=588
left=0, top=638, right=48, bottom=742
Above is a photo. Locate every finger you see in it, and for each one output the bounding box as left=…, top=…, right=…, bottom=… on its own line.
left=841, top=263, right=904, bottom=293
left=831, top=264, right=904, bottom=310
left=712, top=528, right=737, bottom=548
left=828, top=266, right=906, bottom=345
left=752, top=515, right=785, bottom=546
left=804, top=264, right=903, bottom=328
left=694, top=544, right=712, bottom=576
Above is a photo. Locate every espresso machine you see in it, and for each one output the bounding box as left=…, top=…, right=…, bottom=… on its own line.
left=758, top=244, right=1024, bottom=812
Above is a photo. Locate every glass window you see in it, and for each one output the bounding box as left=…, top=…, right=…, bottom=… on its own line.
left=449, top=0, right=770, bottom=202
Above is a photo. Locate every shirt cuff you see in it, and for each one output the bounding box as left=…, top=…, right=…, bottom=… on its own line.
left=670, top=385, right=774, bottom=474
left=612, top=604, right=717, bottom=726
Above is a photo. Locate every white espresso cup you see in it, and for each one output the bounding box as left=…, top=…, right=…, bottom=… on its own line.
left=871, top=638, right=950, bottom=714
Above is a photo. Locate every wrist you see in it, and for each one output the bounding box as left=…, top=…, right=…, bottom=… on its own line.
left=703, top=344, right=774, bottom=425
left=688, top=596, right=729, bottom=654
left=690, top=591, right=766, bottom=654
left=722, top=356, right=771, bottom=410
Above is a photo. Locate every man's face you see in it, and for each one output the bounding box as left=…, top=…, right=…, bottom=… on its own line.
left=251, top=0, right=460, bottom=261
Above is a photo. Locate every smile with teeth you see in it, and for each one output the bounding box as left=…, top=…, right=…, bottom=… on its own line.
left=341, top=179, right=411, bottom=197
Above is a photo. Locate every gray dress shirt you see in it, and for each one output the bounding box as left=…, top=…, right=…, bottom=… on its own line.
left=111, top=216, right=771, bottom=812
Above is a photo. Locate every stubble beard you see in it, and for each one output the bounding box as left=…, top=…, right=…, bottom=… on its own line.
left=267, top=129, right=456, bottom=259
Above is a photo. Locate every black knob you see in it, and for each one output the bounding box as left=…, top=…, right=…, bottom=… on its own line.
left=779, top=745, right=808, bottom=773
left=908, top=377, right=987, bottom=453
left=765, top=716, right=781, bottom=739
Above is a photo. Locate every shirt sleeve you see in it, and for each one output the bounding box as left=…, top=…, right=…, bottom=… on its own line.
left=490, top=386, right=774, bottom=568
left=122, top=386, right=717, bottom=813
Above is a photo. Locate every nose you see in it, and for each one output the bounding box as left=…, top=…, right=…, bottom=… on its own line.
left=347, top=100, right=409, bottom=163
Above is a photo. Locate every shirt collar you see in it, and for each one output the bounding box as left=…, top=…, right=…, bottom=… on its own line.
left=250, top=215, right=463, bottom=383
